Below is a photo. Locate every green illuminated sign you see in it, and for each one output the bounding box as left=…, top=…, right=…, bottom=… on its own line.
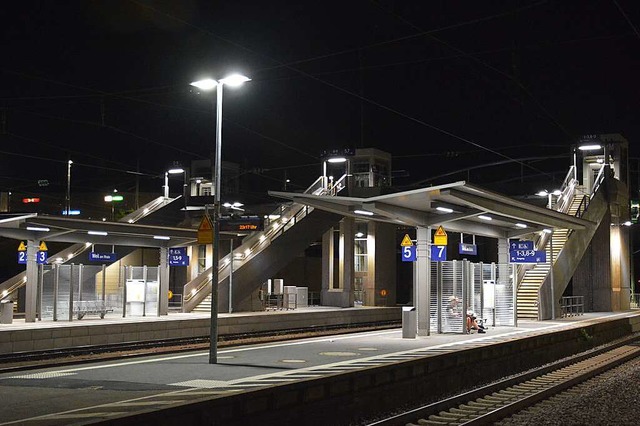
left=104, top=195, right=124, bottom=202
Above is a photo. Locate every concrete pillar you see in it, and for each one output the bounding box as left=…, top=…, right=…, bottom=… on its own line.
left=159, top=247, right=169, bottom=315
left=25, top=239, right=38, bottom=322
left=339, top=217, right=355, bottom=307
left=415, top=226, right=430, bottom=336
left=321, top=227, right=333, bottom=305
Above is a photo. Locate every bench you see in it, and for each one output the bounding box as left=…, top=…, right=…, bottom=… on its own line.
left=73, top=300, right=113, bottom=320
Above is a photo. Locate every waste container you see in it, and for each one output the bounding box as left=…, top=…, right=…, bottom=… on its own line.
left=402, top=306, right=416, bottom=338
left=0, top=300, right=14, bottom=324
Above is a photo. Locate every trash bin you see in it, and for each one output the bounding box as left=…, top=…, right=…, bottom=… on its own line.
left=402, top=306, right=416, bottom=338
left=0, top=300, right=14, bottom=324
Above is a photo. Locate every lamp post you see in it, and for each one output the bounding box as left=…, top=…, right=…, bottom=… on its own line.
left=66, top=159, right=73, bottom=216
left=164, top=165, right=185, bottom=199
left=191, top=74, right=250, bottom=364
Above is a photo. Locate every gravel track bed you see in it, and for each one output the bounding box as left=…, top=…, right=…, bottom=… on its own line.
left=498, top=355, right=640, bottom=426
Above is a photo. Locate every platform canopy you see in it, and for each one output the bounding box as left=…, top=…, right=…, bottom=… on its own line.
left=0, top=214, right=197, bottom=247
left=269, top=181, right=594, bottom=239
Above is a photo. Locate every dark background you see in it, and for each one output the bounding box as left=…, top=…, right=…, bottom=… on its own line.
left=1, top=0, right=639, bottom=289
left=1, top=1, right=639, bottom=200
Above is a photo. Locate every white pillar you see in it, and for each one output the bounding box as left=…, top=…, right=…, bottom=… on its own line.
left=415, top=226, right=430, bottom=336
left=25, top=239, right=38, bottom=322
left=159, top=247, right=169, bottom=315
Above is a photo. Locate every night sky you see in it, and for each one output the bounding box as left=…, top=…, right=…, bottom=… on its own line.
left=1, top=0, right=639, bottom=203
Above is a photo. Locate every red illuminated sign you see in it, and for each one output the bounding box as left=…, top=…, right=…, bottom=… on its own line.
left=22, top=198, right=40, bottom=204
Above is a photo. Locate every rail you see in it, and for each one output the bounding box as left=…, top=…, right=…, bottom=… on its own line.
left=560, top=295, right=584, bottom=317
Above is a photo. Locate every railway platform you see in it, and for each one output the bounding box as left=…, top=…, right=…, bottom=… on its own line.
left=0, top=310, right=639, bottom=425
left=0, top=305, right=401, bottom=355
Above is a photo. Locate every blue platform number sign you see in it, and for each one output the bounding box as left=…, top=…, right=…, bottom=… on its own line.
left=401, top=246, right=417, bottom=262
left=17, top=251, right=27, bottom=265
left=431, top=245, right=447, bottom=262
left=169, top=247, right=189, bottom=266
left=36, top=251, right=48, bottom=265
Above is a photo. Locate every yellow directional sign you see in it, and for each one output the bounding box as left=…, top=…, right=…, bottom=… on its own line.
left=17, top=241, right=26, bottom=252
left=197, top=215, right=214, bottom=245
left=434, top=226, right=448, bottom=246
left=39, top=241, right=48, bottom=251
left=400, top=234, right=414, bottom=247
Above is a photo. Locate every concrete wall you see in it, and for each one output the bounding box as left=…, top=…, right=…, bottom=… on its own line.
left=0, top=307, right=401, bottom=354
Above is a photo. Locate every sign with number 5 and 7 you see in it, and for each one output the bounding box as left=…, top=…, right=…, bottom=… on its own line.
left=401, top=245, right=417, bottom=262
left=431, top=245, right=447, bottom=261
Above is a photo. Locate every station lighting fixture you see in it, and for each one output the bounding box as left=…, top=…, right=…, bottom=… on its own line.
left=26, top=226, right=50, bottom=232
left=478, top=215, right=492, bottom=221
left=536, top=190, right=549, bottom=197
left=436, top=207, right=454, bottom=213
left=623, top=221, right=632, bottom=226
left=543, top=229, right=553, bottom=234
left=355, top=232, right=365, bottom=238
left=354, top=209, right=374, bottom=216
left=153, top=235, right=170, bottom=240
left=578, top=144, right=602, bottom=151
left=327, top=157, right=347, bottom=163
left=515, top=223, right=528, bottom=229
left=88, top=231, right=108, bottom=236
left=191, top=72, right=252, bottom=364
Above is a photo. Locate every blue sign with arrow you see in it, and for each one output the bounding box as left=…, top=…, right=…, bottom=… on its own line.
left=510, top=240, right=534, bottom=251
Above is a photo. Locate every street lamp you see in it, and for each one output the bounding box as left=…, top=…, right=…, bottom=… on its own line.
left=66, top=159, right=73, bottom=216
left=190, top=73, right=251, bottom=364
left=164, top=165, right=185, bottom=199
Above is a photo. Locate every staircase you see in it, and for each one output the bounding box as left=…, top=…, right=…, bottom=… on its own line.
left=193, top=295, right=212, bottom=313
left=184, top=175, right=347, bottom=313
left=516, top=184, right=585, bottom=320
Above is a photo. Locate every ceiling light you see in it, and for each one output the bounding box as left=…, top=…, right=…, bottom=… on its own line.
left=168, top=168, right=184, bottom=174
left=536, top=190, right=548, bottom=197
left=515, top=223, right=528, bottom=229
left=88, top=231, right=108, bottom=236
left=552, top=190, right=562, bottom=196
left=543, top=229, right=553, bottom=234
left=436, top=207, right=453, bottom=213
left=327, top=157, right=347, bottom=163
left=153, top=236, right=170, bottom=240
left=355, top=232, right=365, bottom=238
left=578, top=144, right=602, bottom=151
left=478, top=215, right=492, bottom=221
left=26, top=226, right=50, bottom=232
left=354, top=210, right=374, bottom=216
left=623, top=221, right=632, bottom=226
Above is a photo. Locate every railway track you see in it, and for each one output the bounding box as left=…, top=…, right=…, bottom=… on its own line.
left=370, top=336, right=640, bottom=426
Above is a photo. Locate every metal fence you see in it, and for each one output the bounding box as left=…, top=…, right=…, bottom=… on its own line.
left=430, top=260, right=516, bottom=334
left=39, top=264, right=122, bottom=321
left=560, top=296, right=584, bottom=317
